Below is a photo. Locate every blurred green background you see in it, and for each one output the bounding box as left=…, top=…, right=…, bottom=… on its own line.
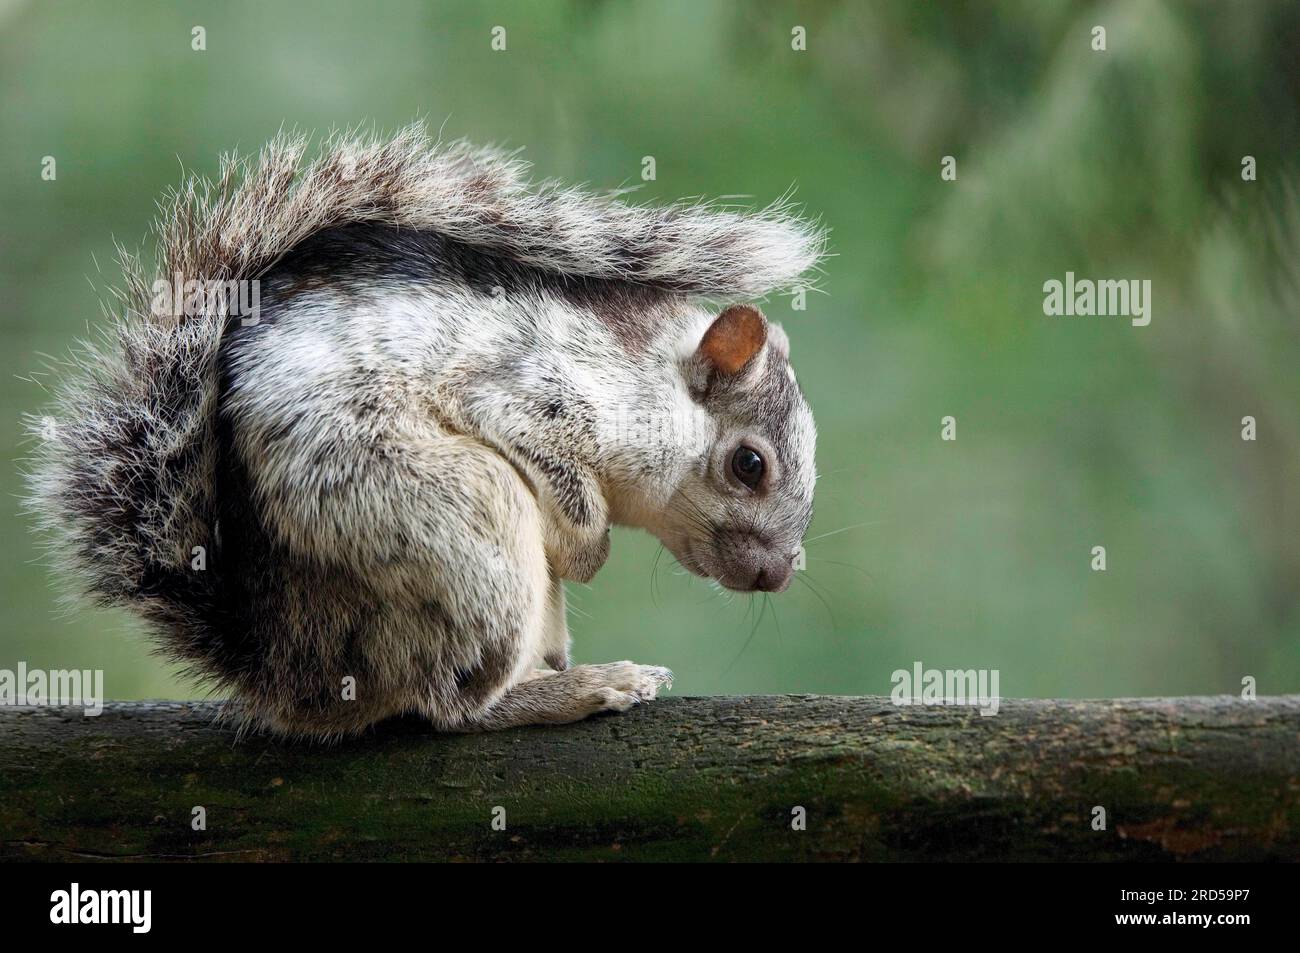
left=2, top=0, right=1297, bottom=702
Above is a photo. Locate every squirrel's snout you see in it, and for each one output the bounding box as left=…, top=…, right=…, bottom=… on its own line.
left=712, top=531, right=795, bottom=593
left=754, top=561, right=793, bottom=593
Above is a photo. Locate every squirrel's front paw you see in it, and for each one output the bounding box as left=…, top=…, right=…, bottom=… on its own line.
left=579, top=661, right=674, bottom=714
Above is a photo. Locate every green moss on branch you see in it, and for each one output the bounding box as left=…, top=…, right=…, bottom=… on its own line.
left=1, top=695, right=1296, bottom=861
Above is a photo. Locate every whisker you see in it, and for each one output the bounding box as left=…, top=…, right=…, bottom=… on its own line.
left=793, top=571, right=836, bottom=626
left=814, top=464, right=871, bottom=480
left=721, top=592, right=767, bottom=677
left=698, top=580, right=725, bottom=605
left=813, top=557, right=876, bottom=585
left=802, top=520, right=882, bottom=545
left=649, top=543, right=665, bottom=609
left=767, top=593, right=784, bottom=651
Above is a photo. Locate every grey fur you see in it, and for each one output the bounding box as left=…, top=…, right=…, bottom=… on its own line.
left=24, top=125, right=824, bottom=739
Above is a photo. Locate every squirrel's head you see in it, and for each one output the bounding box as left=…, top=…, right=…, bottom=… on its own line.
left=657, top=304, right=816, bottom=593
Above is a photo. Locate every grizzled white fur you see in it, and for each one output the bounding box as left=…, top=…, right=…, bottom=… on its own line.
left=25, top=124, right=825, bottom=739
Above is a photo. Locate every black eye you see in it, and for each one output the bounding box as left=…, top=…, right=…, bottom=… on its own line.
left=730, top=446, right=765, bottom=489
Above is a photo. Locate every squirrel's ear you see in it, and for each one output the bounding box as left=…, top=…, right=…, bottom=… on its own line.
left=697, top=305, right=767, bottom=375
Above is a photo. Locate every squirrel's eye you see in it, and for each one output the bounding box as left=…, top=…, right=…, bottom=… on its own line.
left=730, top=446, right=765, bottom=489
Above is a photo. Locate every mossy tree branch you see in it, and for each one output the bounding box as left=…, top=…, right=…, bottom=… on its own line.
left=1, top=695, right=1296, bottom=861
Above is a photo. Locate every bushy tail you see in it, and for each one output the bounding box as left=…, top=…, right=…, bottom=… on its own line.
left=24, top=123, right=825, bottom=655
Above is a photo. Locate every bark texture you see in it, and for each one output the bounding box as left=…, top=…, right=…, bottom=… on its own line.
left=1, top=695, right=1296, bottom=861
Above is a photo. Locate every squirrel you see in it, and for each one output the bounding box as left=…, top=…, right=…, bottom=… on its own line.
left=25, top=125, right=825, bottom=739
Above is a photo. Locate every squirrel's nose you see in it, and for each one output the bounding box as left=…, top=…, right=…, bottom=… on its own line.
left=754, top=560, right=793, bottom=593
